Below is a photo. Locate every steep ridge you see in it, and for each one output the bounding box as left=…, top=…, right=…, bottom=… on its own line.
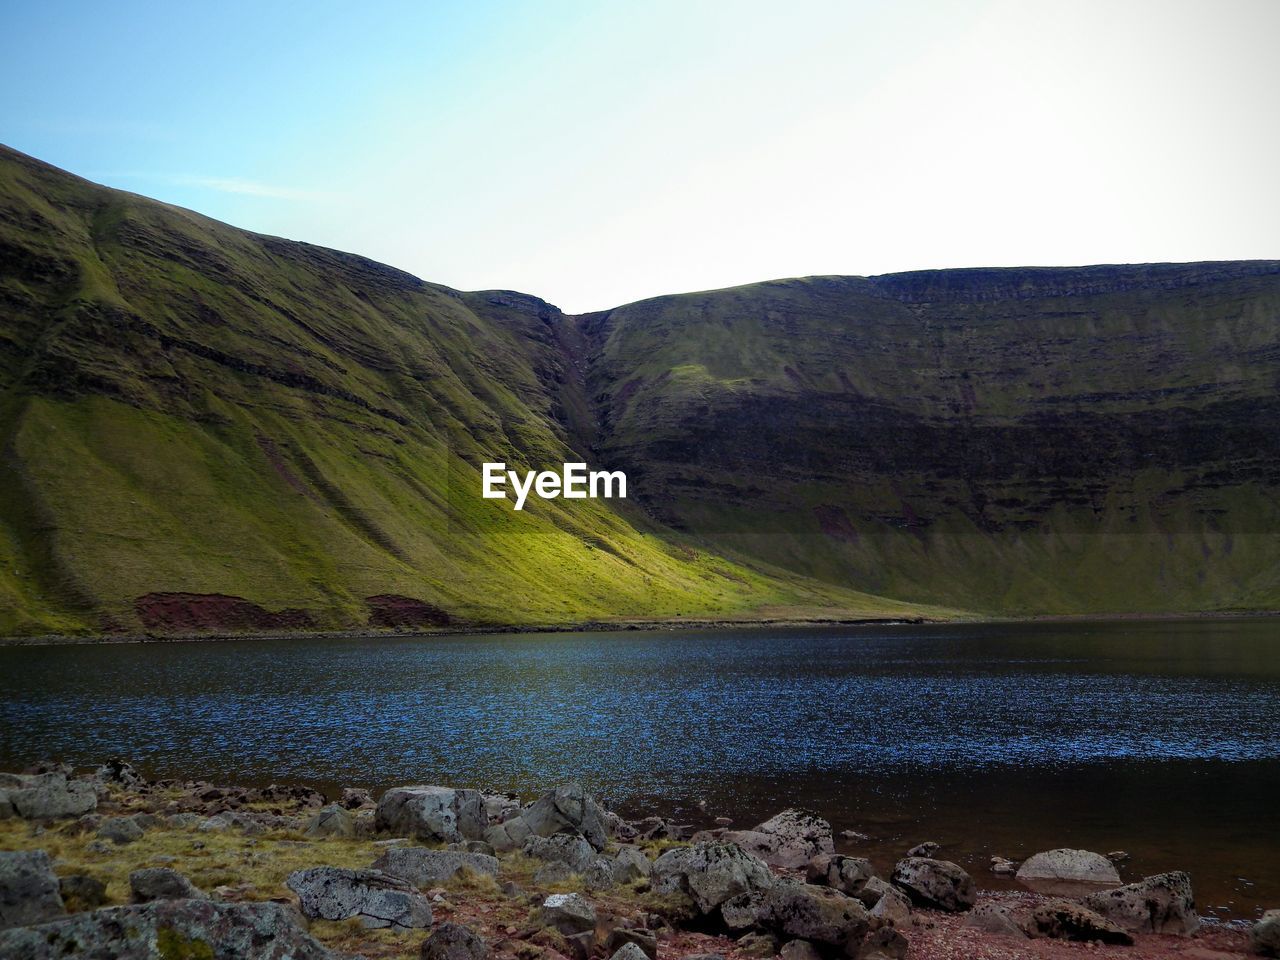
left=0, top=144, right=922, bottom=635
left=578, top=268, right=1280, bottom=613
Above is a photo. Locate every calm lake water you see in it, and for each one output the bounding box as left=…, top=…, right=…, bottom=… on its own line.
left=2, top=618, right=1278, bottom=918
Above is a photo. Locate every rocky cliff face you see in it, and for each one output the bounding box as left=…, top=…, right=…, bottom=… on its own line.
left=1, top=142, right=1278, bottom=632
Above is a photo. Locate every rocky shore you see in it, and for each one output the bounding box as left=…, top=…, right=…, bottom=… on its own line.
left=0, top=761, right=1274, bottom=959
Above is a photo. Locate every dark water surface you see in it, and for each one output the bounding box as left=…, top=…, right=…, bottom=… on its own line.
left=2, top=618, right=1278, bottom=917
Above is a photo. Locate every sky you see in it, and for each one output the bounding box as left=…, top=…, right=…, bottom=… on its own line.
left=3, top=0, right=1279, bottom=313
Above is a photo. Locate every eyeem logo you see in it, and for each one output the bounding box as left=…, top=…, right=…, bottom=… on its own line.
left=482, top=462, right=627, bottom=511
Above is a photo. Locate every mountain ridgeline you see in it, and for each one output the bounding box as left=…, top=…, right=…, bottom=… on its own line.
left=1, top=143, right=1278, bottom=635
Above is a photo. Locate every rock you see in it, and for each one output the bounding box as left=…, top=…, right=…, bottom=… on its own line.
left=534, top=862, right=576, bottom=885
left=868, top=884, right=912, bottom=927
left=538, top=892, right=596, bottom=935
left=808, top=854, right=875, bottom=896
left=0, top=900, right=336, bottom=959
left=525, top=834, right=598, bottom=872
left=305, top=804, right=355, bottom=839
left=736, top=932, right=779, bottom=957
left=855, top=927, right=908, bottom=960
left=605, top=927, right=658, bottom=959
left=612, top=845, right=652, bottom=884
left=1025, top=898, right=1134, bottom=944
left=375, top=786, right=487, bottom=844
left=906, top=842, right=939, bottom=858
left=3, top=773, right=97, bottom=820
left=651, top=841, right=776, bottom=915
left=340, top=787, right=374, bottom=809
left=715, top=817, right=733, bottom=827
left=1015, top=848, right=1121, bottom=885
left=93, top=759, right=144, bottom=789
left=841, top=830, right=870, bottom=842
left=632, top=816, right=683, bottom=841
left=1254, top=909, right=1280, bottom=957
left=167, top=812, right=203, bottom=829
left=57, top=874, right=107, bottom=911
left=582, top=858, right=616, bottom=891
left=724, top=809, right=834, bottom=869
left=989, top=856, right=1018, bottom=876
left=97, top=816, right=144, bottom=845
left=779, top=939, right=822, bottom=960
left=422, top=921, right=491, bottom=960
left=521, top=783, right=610, bottom=851
left=286, top=866, right=432, bottom=929
left=0, top=850, right=64, bottom=930
left=448, top=839, right=497, bottom=856
left=1107, top=850, right=1131, bottom=863
left=199, top=811, right=266, bottom=835
left=485, top=815, right=533, bottom=852
left=891, top=857, right=976, bottom=912
left=1083, top=871, right=1200, bottom=935
left=130, top=867, right=206, bottom=903
left=964, top=901, right=1028, bottom=938
left=608, top=943, right=650, bottom=960
left=723, top=880, right=870, bottom=951
left=482, top=792, right=522, bottom=823
left=373, top=847, right=499, bottom=886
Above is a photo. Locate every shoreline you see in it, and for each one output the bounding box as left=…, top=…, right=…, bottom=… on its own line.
left=3, top=608, right=1279, bottom=647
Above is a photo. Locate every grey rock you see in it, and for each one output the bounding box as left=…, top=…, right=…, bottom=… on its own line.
left=94, top=760, right=144, bottom=789
left=868, top=884, right=912, bottom=927
left=340, top=787, right=374, bottom=809
left=304, top=804, right=355, bottom=839
left=612, top=845, right=652, bottom=884
left=538, top=892, right=596, bottom=935
left=97, top=816, right=144, bottom=845
left=651, top=841, right=776, bottom=915
left=1015, top=848, right=1120, bottom=885
left=422, top=921, right=490, bottom=960
left=989, top=856, right=1018, bottom=876
left=1254, top=909, right=1280, bottom=957
left=525, top=833, right=597, bottom=872
left=481, top=792, right=522, bottom=823
left=286, top=866, right=432, bottom=929
left=166, top=812, right=203, bottom=828
left=373, top=847, right=499, bottom=886
left=0, top=850, right=64, bottom=930
left=723, top=809, right=834, bottom=869
left=582, top=858, right=616, bottom=891
left=854, top=927, right=908, bottom=960
left=891, top=857, right=976, bottom=912
left=608, top=943, right=649, bottom=960
left=906, top=842, right=939, bottom=858
left=130, top=867, right=206, bottom=903
left=1024, top=898, right=1134, bottom=944
left=448, top=839, right=496, bottom=856
left=963, top=901, right=1027, bottom=938
left=736, top=932, right=779, bottom=958
left=1082, top=870, right=1200, bottom=935
left=57, top=874, right=107, bottom=911
left=375, top=785, right=486, bottom=843
left=484, top=815, right=533, bottom=852
left=722, top=880, right=869, bottom=950
left=605, top=926, right=657, bottom=959
left=0, top=900, right=336, bottom=959
left=779, top=939, right=822, bottom=960
left=534, top=861, right=576, bottom=885
left=807, top=854, right=875, bottom=896
left=522, top=783, right=609, bottom=851
left=4, top=773, right=97, bottom=820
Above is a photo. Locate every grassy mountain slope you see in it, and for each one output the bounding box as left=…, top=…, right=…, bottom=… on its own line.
left=0, top=145, right=933, bottom=635
left=580, top=269, right=1280, bottom=613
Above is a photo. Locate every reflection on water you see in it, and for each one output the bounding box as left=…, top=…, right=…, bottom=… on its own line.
left=1, top=618, right=1278, bottom=916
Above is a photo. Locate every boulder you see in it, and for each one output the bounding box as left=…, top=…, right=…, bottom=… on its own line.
left=286, top=866, right=432, bottom=929
left=611, top=845, right=652, bottom=884
left=609, top=944, right=649, bottom=960
left=891, top=857, right=976, bottom=912
left=1253, top=909, right=1280, bottom=957
left=57, top=874, right=107, bottom=911
left=448, top=840, right=496, bottom=856
left=305, top=804, right=355, bottom=839
left=534, top=862, right=576, bottom=886
left=1024, top=898, right=1134, bottom=945
left=538, top=892, right=596, bottom=935
left=94, top=759, right=144, bottom=789
left=906, top=842, right=939, bottom=858
left=722, top=881, right=869, bottom=951
left=1015, top=848, right=1120, bottom=885
left=1082, top=871, right=1200, bottom=935
left=855, top=928, right=908, bottom=960
left=736, top=932, right=779, bottom=957
left=0, top=850, right=64, bottom=930
left=484, top=816, right=533, bottom=852
left=340, top=787, right=374, bottom=810
left=372, top=848, right=499, bottom=886
left=605, top=926, right=658, bottom=959
left=375, top=786, right=486, bottom=843
left=130, top=868, right=206, bottom=903
left=963, top=901, right=1027, bottom=938
left=723, top=809, right=834, bottom=869
left=521, top=783, right=610, bottom=850
left=651, top=841, right=775, bottom=915
left=482, top=792, right=522, bottom=823
left=3, top=773, right=97, bottom=820
left=97, top=816, right=144, bottom=845
left=524, top=834, right=598, bottom=872
left=779, top=939, right=822, bottom=960
left=808, top=854, right=875, bottom=896
left=582, top=858, right=616, bottom=891
left=868, top=884, right=912, bottom=927
left=422, top=921, right=491, bottom=960
left=0, top=900, right=336, bottom=959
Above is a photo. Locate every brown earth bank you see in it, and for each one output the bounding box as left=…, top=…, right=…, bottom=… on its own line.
left=0, top=761, right=1272, bottom=960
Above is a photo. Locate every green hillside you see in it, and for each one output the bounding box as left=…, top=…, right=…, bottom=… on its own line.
left=2, top=142, right=1278, bottom=636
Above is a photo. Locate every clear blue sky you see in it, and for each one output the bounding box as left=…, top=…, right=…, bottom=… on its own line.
left=3, top=0, right=1278, bottom=312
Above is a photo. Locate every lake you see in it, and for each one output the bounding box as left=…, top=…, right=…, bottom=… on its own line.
left=2, top=618, right=1278, bottom=918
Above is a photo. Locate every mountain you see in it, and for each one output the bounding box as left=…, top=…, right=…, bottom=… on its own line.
left=1, top=143, right=1277, bottom=635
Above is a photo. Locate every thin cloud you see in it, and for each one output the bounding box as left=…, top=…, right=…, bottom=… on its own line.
left=175, top=176, right=323, bottom=200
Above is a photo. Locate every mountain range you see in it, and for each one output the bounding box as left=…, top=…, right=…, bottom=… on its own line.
left=2, top=142, right=1278, bottom=636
